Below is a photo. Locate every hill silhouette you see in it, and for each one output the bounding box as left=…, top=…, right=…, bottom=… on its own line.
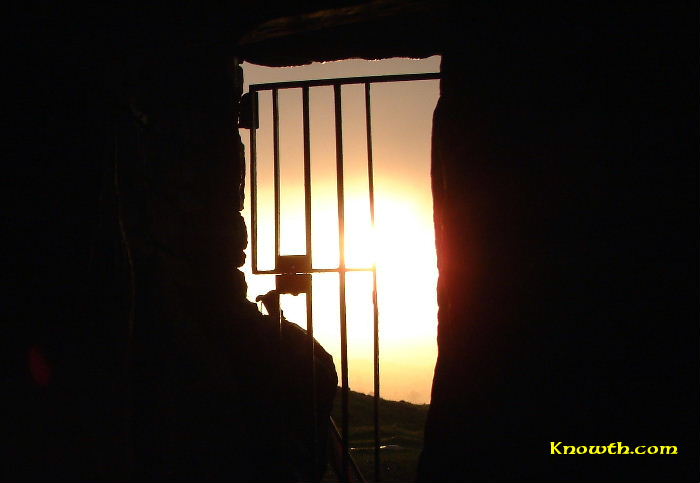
left=325, top=390, right=429, bottom=482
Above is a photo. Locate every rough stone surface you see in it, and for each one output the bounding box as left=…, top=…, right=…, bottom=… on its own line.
left=418, top=4, right=698, bottom=481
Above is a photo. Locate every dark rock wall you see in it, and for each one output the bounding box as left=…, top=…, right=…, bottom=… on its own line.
left=8, top=6, right=340, bottom=473
left=7, top=31, right=134, bottom=479
left=418, top=3, right=698, bottom=482
left=6, top=7, right=292, bottom=476
left=118, top=51, right=256, bottom=480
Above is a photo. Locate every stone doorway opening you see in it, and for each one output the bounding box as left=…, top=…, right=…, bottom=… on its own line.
left=238, top=57, right=440, bottom=482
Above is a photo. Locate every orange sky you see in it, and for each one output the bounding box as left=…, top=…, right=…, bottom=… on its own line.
left=240, top=56, right=440, bottom=404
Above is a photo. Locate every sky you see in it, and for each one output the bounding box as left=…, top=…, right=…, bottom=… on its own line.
left=240, top=56, right=441, bottom=404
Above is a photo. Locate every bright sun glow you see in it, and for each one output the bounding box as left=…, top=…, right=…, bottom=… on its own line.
left=240, top=57, right=440, bottom=404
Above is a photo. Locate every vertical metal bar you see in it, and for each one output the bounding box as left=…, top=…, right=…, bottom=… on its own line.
left=302, top=86, right=319, bottom=476
left=271, top=89, right=285, bottom=470
left=272, top=88, right=281, bottom=266
left=302, top=88, right=313, bottom=261
left=365, top=82, right=381, bottom=482
left=334, top=83, right=350, bottom=480
left=250, top=90, right=259, bottom=273
left=305, top=289, right=318, bottom=477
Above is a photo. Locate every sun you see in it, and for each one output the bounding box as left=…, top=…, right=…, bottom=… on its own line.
left=241, top=189, right=438, bottom=404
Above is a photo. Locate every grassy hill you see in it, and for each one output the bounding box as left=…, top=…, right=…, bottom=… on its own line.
left=325, top=390, right=429, bottom=482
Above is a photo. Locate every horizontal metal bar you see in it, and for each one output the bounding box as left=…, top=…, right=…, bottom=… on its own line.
left=252, top=267, right=374, bottom=275
left=250, top=72, right=440, bottom=91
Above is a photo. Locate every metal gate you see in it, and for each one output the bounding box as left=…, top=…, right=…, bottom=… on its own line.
left=242, top=71, right=440, bottom=482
